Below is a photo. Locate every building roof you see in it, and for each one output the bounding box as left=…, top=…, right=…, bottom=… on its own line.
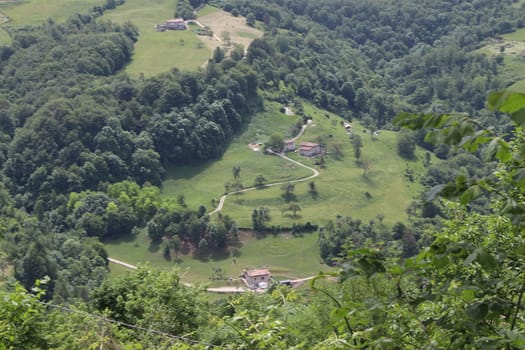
left=284, top=140, right=295, bottom=144
left=244, top=269, right=270, bottom=277
left=166, top=18, right=185, bottom=23
left=300, top=142, right=319, bottom=148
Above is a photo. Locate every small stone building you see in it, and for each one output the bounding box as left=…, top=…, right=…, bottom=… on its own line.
left=242, top=268, right=271, bottom=289
left=165, top=18, right=186, bottom=30
left=299, top=142, right=322, bottom=156
left=283, top=140, right=296, bottom=152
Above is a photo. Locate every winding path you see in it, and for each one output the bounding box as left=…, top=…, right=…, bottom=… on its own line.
left=209, top=122, right=318, bottom=215
left=208, top=151, right=319, bottom=215
left=108, top=257, right=137, bottom=270
left=108, top=123, right=321, bottom=289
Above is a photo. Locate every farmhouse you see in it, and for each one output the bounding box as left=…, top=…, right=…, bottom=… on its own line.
left=165, top=18, right=186, bottom=30
left=299, top=142, right=322, bottom=157
left=283, top=140, right=296, bottom=152
left=242, top=268, right=271, bottom=289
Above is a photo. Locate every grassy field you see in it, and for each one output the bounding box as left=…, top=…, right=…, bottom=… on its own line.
left=220, top=104, right=424, bottom=228
left=476, top=28, right=525, bottom=93
left=0, top=0, right=102, bottom=45
left=102, top=0, right=211, bottom=76
left=106, top=100, right=423, bottom=283
left=0, top=27, right=8, bottom=46
left=196, top=8, right=262, bottom=52
left=105, top=229, right=328, bottom=283
left=162, top=102, right=312, bottom=208
left=0, top=0, right=102, bottom=24
left=196, top=4, right=219, bottom=17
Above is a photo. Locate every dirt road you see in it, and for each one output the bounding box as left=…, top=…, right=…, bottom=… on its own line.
left=208, top=149, right=319, bottom=215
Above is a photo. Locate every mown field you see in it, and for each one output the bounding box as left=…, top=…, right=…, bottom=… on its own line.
left=0, top=0, right=102, bottom=45
left=165, top=101, right=424, bottom=228
left=196, top=6, right=262, bottom=52
left=107, top=100, right=425, bottom=282
left=162, top=102, right=313, bottom=209
left=221, top=121, right=424, bottom=227
left=0, top=0, right=214, bottom=75
left=0, top=0, right=101, bottom=24
left=102, top=0, right=211, bottom=76
left=105, top=229, right=327, bottom=283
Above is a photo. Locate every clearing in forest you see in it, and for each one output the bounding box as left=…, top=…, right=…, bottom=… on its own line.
left=107, top=100, right=427, bottom=283
left=0, top=0, right=102, bottom=45
left=195, top=6, right=263, bottom=53
left=477, top=29, right=525, bottom=92
left=105, top=228, right=328, bottom=283
left=163, top=101, right=425, bottom=228
left=102, top=0, right=211, bottom=76
left=0, top=0, right=101, bottom=24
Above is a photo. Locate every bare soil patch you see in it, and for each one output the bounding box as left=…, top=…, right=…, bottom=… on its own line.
left=196, top=10, right=263, bottom=53
left=481, top=39, right=525, bottom=57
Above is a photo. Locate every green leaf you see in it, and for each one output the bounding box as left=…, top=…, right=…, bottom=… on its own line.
left=331, top=307, right=351, bottom=322
left=511, top=108, right=525, bottom=127
left=488, top=91, right=525, bottom=114
left=475, top=248, right=498, bottom=271
left=460, top=185, right=481, bottom=205
left=466, top=301, right=489, bottom=320
left=460, top=289, right=476, bottom=302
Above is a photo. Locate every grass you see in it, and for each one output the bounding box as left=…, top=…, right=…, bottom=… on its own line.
left=101, top=0, right=211, bottom=76
left=162, top=102, right=312, bottom=209
left=196, top=4, right=219, bottom=17
left=164, top=101, right=424, bottom=229
left=0, top=27, right=9, bottom=45
left=104, top=229, right=330, bottom=283
left=0, top=0, right=102, bottom=24
left=503, top=28, right=525, bottom=41
left=475, top=28, right=525, bottom=93
left=196, top=8, right=262, bottom=50
left=218, top=102, right=424, bottom=228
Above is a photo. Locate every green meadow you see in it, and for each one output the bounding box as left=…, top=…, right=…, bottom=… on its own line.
left=196, top=4, right=219, bottom=17
left=0, top=0, right=102, bottom=45
left=477, top=28, right=525, bottom=93
left=102, top=0, right=211, bottom=76
left=220, top=104, right=424, bottom=227
left=0, top=0, right=212, bottom=75
left=106, top=100, right=424, bottom=282
left=105, top=229, right=328, bottom=283
left=0, top=0, right=101, bottom=24
left=162, top=102, right=313, bottom=209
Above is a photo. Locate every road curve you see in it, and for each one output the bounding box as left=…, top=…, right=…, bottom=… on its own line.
left=108, top=257, right=137, bottom=270
left=208, top=151, right=319, bottom=215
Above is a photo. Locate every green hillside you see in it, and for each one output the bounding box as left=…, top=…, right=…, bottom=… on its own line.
left=0, top=0, right=101, bottom=24
left=163, top=101, right=424, bottom=228
left=101, top=0, right=211, bottom=76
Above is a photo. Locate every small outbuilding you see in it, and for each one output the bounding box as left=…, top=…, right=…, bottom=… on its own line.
left=242, top=268, right=271, bottom=289
left=165, top=18, right=187, bottom=30
left=283, top=140, right=296, bottom=152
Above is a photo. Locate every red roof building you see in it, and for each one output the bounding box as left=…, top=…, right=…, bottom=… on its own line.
left=299, top=142, right=322, bottom=156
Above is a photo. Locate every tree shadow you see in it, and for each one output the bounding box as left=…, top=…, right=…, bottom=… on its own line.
left=283, top=213, right=302, bottom=219
left=309, top=190, right=319, bottom=200
left=210, top=249, right=231, bottom=262
left=148, top=240, right=161, bottom=253
left=231, top=248, right=242, bottom=258
left=102, top=231, right=138, bottom=245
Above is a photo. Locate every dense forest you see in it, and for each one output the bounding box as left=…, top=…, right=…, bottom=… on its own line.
left=2, top=0, right=525, bottom=348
